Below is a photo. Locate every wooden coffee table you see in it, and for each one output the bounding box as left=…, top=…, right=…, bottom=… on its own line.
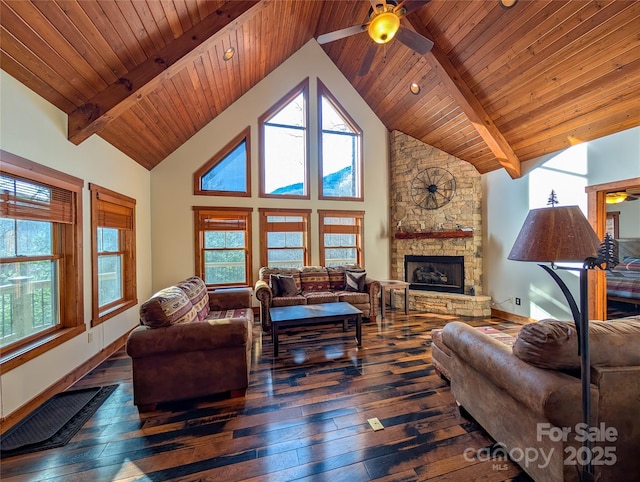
left=269, top=302, right=363, bottom=357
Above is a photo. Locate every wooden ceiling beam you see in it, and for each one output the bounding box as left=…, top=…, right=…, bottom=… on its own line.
left=406, top=16, right=522, bottom=179
left=67, top=0, right=262, bottom=146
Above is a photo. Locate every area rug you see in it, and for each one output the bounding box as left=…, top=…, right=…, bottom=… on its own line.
left=0, top=384, right=117, bottom=458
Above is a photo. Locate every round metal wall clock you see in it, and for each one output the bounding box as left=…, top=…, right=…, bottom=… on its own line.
left=410, top=167, right=456, bottom=210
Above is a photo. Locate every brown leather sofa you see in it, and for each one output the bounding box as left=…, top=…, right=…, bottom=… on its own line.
left=432, top=317, right=640, bottom=482
left=126, top=276, right=253, bottom=411
left=254, top=265, right=380, bottom=332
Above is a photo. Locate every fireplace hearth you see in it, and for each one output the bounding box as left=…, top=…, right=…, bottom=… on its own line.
left=404, top=255, right=464, bottom=294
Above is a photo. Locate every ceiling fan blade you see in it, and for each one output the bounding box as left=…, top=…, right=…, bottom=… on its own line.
left=357, top=44, right=378, bottom=77
left=395, top=0, right=430, bottom=15
left=395, top=27, right=434, bottom=55
left=317, top=24, right=366, bottom=45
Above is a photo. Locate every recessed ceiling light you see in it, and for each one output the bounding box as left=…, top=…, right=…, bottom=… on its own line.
left=500, top=0, right=517, bottom=8
left=410, top=83, right=420, bottom=95
left=223, top=47, right=235, bottom=61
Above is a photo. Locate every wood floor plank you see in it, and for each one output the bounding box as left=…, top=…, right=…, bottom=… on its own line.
left=0, top=312, right=531, bottom=482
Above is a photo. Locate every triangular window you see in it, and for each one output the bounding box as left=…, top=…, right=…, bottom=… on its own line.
left=194, top=127, right=251, bottom=196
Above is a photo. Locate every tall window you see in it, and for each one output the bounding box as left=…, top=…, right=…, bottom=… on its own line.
left=193, top=127, right=251, bottom=196
left=318, top=210, right=365, bottom=267
left=318, top=81, right=362, bottom=200
left=259, top=78, right=309, bottom=198
left=193, top=207, right=252, bottom=287
left=90, top=184, right=137, bottom=326
left=0, top=150, right=84, bottom=369
left=259, top=209, right=311, bottom=268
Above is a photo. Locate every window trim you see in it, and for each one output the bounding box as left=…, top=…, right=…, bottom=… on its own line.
left=193, top=126, right=252, bottom=197
left=318, top=210, right=365, bottom=267
left=89, top=183, right=137, bottom=327
left=258, top=78, right=310, bottom=200
left=0, top=149, right=84, bottom=373
left=317, top=80, right=364, bottom=201
left=193, top=206, right=253, bottom=288
left=258, top=208, right=312, bottom=268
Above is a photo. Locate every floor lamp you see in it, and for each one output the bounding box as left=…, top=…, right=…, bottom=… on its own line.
left=508, top=203, right=604, bottom=482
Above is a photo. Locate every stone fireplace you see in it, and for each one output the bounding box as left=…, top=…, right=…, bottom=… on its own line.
left=389, top=131, right=491, bottom=317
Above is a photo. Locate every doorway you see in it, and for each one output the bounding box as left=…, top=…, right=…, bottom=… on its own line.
left=586, top=177, right=640, bottom=320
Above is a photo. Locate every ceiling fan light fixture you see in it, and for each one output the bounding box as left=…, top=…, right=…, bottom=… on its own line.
left=368, top=12, right=400, bottom=44
left=606, top=192, right=628, bottom=204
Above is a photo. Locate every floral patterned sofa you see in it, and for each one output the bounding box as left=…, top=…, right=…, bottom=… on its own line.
left=254, top=265, right=381, bottom=332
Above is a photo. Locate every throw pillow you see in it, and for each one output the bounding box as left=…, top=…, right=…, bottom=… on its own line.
left=176, top=276, right=210, bottom=321
left=270, top=274, right=282, bottom=297
left=345, top=269, right=366, bottom=292
left=139, top=286, right=198, bottom=328
left=273, top=275, right=298, bottom=297
left=513, top=318, right=640, bottom=369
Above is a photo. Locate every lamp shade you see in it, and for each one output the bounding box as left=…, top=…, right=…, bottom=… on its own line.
left=508, top=206, right=601, bottom=262
left=368, top=12, right=400, bottom=44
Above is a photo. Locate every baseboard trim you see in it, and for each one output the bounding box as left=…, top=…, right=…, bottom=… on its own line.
left=491, top=308, right=534, bottom=325
left=0, top=331, right=130, bottom=434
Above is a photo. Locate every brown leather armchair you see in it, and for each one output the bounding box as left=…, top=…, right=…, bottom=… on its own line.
left=433, top=318, right=640, bottom=482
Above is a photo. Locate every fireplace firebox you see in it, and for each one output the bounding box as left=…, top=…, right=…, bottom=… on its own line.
left=404, top=255, right=464, bottom=294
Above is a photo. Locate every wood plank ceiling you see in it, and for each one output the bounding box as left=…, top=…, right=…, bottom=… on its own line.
left=2, top=0, right=639, bottom=177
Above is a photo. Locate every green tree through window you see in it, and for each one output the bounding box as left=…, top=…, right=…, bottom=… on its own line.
left=194, top=207, right=253, bottom=287
left=259, top=209, right=311, bottom=268
left=0, top=153, right=84, bottom=364
left=90, top=183, right=137, bottom=326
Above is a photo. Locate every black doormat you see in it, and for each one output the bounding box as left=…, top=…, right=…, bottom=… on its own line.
left=1, top=384, right=118, bottom=458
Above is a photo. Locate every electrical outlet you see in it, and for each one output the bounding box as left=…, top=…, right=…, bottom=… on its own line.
left=515, top=297, right=521, bottom=306
left=87, top=332, right=93, bottom=343
left=368, top=417, right=384, bottom=431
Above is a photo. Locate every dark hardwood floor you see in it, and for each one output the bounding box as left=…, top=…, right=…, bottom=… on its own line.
left=1, top=310, right=533, bottom=482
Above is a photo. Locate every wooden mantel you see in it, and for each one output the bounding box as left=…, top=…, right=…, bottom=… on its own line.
left=394, top=230, right=473, bottom=240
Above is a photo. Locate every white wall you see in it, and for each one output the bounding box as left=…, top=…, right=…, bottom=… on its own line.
left=0, top=71, right=153, bottom=418
left=151, top=40, right=391, bottom=291
left=608, top=200, right=640, bottom=238
left=484, top=126, right=640, bottom=321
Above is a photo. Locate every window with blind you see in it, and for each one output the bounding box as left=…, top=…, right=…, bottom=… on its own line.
left=259, top=78, right=309, bottom=199
left=0, top=150, right=84, bottom=366
left=193, top=207, right=253, bottom=286
left=318, top=210, right=365, bottom=267
left=259, top=209, right=311, bottom=268
left=90, top=184, right=137, bottom=326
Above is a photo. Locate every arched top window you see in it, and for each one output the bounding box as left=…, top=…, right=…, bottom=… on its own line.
left=318, top=80, right=363, bottom=201
left=259, top=78, right=309, bottom=199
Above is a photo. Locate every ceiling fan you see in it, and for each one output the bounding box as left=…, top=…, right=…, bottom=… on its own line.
left=606, top=187, right=640, bottom=204
left=317, top=0, right=434, bottom=77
